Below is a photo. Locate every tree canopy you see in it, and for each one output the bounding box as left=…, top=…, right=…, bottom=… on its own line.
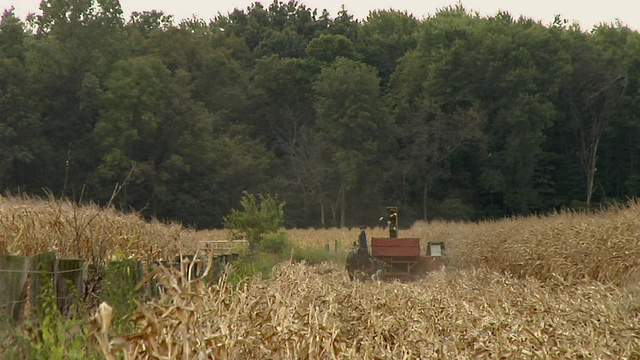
left=2, top=1, right=640, bottom=228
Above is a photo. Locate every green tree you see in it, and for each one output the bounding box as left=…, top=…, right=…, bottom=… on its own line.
left=128, top=10, right=174, bottom=37
left=391, top=7, right=570, bottom=218
left=615, top=27, right=640, bottom=198
left=0, top=9, right=47, bottom=191
left=249, top=55, right=316, bottom=147
left=476, top=14, right=568, bottom=214
left=25, top=0, right=128, bottom=196
left=224, top=192, right=285, bottom=254
left=314, top=57, right=392, bottom=226
left=560, top=24, right=630, bottom=206
left=327, top=6, right=359, bottom=41
left=357, top=10, right=419, bottom=86
left=305, top=34, right=358, bottom=63
left=141, top=25, right=252, bottom=126
left=212, top=0, right=331, bottom=59
left=91, top=56, right=172, bottom=207
left=93, top=54, right=276, bottom=227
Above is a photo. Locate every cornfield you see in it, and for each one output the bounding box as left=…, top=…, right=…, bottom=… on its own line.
left=91, top=262, right=640, bottom=359
left=0, top=195, right=187, bottom=264
left=1, top=195, right=640, bottom=358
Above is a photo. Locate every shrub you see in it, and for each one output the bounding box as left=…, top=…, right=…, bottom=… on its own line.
left=227, top=252, right=282, bottom=286
left=100, top=260, right=142, bottom=334
left=1, top=280, right=99, bottom=360
left=224, top=192, right=285, bottom=255
left=260, top=231, right=291, bottom=255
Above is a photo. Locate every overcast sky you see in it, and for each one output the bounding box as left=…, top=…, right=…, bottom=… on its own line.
left=3, top=0, right=640, bottom=31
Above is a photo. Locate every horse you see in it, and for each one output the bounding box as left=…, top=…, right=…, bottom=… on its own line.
left=345, top=245, right=385, bottom=281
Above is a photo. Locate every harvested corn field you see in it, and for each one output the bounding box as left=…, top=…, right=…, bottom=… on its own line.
left=93, top=201, right=640, bottom=359
left=94, top=262, right=640, bottom=359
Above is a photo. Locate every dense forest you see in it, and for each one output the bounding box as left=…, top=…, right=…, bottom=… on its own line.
left=1, top=0, right=640, bottom=229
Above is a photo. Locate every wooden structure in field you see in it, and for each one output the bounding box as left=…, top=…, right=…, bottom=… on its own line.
left=371, top=237, right=444, bottom=280
left=0, top=251, right=86, bottom=322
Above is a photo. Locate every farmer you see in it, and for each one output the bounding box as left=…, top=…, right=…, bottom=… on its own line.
left=358, top=226, right=368, bottom=254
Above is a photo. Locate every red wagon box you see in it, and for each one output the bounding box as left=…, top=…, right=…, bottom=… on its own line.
left=371, top=237, right=421, bottom=257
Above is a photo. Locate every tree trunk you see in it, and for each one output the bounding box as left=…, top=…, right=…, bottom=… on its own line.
left=340, top=188, right=346, bottom=229
left=330, top=204, right=337, bottom=227
left=586, top=135, right=600, bottom=206
left=423, top=178, right=428, bottom=221
left=320, top=200, right=325, bottom=228
left=570, top=72, right=627, bottom=207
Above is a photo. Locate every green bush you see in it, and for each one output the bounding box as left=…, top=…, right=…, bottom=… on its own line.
left=0, top=280, right=100, bottom=360
left=227, top=252, right=282, bottom=287
left=260, top=231, right=291, bottom=255
left=100, top=260, right=143, bottom=334
left=224, top=192, right=285, bottom=254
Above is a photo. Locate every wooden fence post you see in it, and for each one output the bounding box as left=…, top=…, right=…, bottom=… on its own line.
left=56, top=258, right=85, bottom=315
left=29, top=251, right=56, bottom=310
left=0, top=255, right=28, bottom=322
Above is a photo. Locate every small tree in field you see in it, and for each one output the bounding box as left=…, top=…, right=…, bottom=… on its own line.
left=224, top=192, right=285, bottom=254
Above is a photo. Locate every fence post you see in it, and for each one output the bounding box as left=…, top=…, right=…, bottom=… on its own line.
left=29, top=251, right=56, bottom=310
left=0, top=255, right=28, bottom=322
left=335, top=239, right=338, bottom=253
left=56, top=258, right=85, bottom=315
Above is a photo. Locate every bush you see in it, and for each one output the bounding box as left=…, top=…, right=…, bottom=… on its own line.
left=0, top=280, right=100, bottom=360
left=260, top=231, right=291, bottom=255
left=224, top=192, right=285, bottom=255
left=100, top=260, right=142, bottom=334
left=227, top=252, right=282, bottom=286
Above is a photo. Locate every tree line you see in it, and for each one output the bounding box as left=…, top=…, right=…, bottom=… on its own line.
left=2, top=0, right=640, bottom=229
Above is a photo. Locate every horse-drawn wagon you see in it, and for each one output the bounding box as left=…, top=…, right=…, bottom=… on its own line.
left=346, top=207, right=445, bottom=281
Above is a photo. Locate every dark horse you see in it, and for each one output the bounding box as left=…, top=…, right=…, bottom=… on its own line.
left=345, top=245, right=384, bottom=281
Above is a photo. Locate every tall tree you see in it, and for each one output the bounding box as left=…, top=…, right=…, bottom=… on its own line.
left=212, top=1, right=331, bottom=59
left=391, top=48, right=484, bottom=220
left=561, top=24, right=629, bottom=205
left=248, top=55, right=341, bottom=226
left=93, top=55, right=275, bottom=227
left=476, top=14, right=569, bottom=214
left=314, top=57, right=392, bottom=227
left=305, top=33, right=359, bottom=63
left=25, top=0, right=128, bottom=196
left=357, top=10, right=419, bottom=87
left=0, top=9, right=47, bottom=191
left=391, top=7, right=569, bottom=218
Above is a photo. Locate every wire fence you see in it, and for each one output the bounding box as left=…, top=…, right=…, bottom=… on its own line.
left=0, top=247, right=240, bottom=323
left=0, top=267, right=84, bottom=274
left=0, top=252, right=112, bottom=322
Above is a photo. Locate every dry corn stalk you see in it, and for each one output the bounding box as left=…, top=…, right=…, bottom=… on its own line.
left=91, top=262, right=640, bottom=359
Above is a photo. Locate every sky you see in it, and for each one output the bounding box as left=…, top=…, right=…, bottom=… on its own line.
left=3, top=0, right=640, bottom=31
